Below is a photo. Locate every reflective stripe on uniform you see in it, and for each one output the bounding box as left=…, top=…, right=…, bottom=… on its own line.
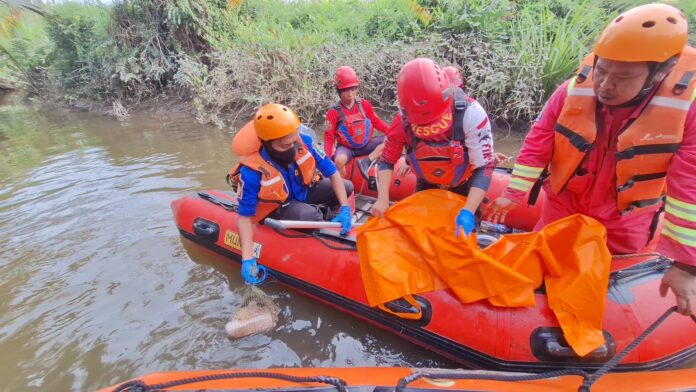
left=662, top=219, right=696, bottom=247
left=567, top=78, right=576, bottom=92
left=649, top=96, right=692, bottom=111
left=512, top=163, right=545, bottom=180
left=568, top=87, right=595, bottom=97
left=508, top=177, right=535, bottom=192
left=296, top=152, right=312, bottom=165
left=260, top=176, right=282, bottom=187
left=665, top=196, right=696, bottom=223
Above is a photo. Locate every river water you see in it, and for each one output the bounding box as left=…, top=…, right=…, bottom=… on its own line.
left=0, top=100, right=533, bottom=391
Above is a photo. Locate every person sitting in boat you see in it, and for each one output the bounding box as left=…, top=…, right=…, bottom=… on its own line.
left=232, top=104, right=354, bottom=284
left=485, top=4, right=696, bottom=315
left=324, top=66, right=390, bottom=178
left=370, top=58, right=496, bottom=237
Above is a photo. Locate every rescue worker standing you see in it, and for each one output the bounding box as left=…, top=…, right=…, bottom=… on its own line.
left=486, top=4, right=696, bottom=315
left=324, top=66, right=390, bottom=177
left=233, top=104, right=354, bottom=284
left=371, top=58, right=496, bottom=237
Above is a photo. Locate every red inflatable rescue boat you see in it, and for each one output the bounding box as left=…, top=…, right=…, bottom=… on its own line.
left=171, top=165, right=696, bottom=372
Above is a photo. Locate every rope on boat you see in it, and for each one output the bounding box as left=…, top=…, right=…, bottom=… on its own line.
left=111, top=371, right=349, bottom=392
left=395, top=306, right=696, bottom=392
left=578, top=306, right=696, bottom=392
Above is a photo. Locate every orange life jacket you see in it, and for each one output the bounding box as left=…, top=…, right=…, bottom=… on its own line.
left=405, top=87, right=473, bottom=188
left=550, top=47, right=696, bottom=215
left=333, top=98, right=373, bottom=149
left=227, top=142, right=318, bottom=222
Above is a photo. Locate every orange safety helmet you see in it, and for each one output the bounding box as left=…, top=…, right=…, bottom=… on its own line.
left=443, top=66, right=464, bottom=89
left=334, top=66, right=360, bottom=90
left=593, top=3, right=688, bottom=63
left=253, top=104, right=301, bottom=141
left=397, top=58, right=453, bottom=126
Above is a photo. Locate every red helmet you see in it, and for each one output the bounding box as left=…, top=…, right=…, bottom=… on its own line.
left=397, top=58, right=453, bottom=126
left=334, top=66, right=360, bottom=90
left=443, top=66, right=464, bottom=89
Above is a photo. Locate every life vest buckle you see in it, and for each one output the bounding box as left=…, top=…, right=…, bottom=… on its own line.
left=449, top=140, right=465, bottom=165
left=617, top=180, right=634, bottom=193
left=568, top=133, right=592, bottom=152
left=454, top=99, right=467, bottom=111
left=672, top=71, right=694, bottom=96
left=673, top=83, right=688, bottom=96
left=576, top=65, right=593, bottom=84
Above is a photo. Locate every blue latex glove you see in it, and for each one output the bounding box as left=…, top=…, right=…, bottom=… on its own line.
left=455, top=208, right=476, bottom=237
left=331, top=205, right=353, bottom=236
left=241, top=258, right=267, bottom=285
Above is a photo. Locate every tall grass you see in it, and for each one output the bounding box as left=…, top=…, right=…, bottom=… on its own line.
left=511, top=0, right=608, bottom=100
left=43, top=3, right=111, bottom=98
left=2, top=0, right=696, bottom=125
left=0, top=8, right=51, bottom=90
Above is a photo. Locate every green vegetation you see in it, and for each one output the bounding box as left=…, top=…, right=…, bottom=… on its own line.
left=1, top=0, right=695, bottom=126
left=0, top=7, right=51, bottom=91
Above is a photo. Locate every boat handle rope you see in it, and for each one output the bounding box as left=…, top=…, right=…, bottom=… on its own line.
left=111, top=371, right=349, bottom=392
left=579, top=306, right=695, bottom=392
left=396, top=306, right=695, bottom=392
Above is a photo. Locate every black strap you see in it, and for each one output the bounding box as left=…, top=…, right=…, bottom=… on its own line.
left=616, top=172, right=667, bottom=192
left=620, top=196, right=665, bottom=215
left=672, top=71, right=695, bottom=96
left=614, top=143, right=680, bottom=161
left=197, top=191, right=239, bottom=211
left=554, top=123, right=593, bottom=152
left=332, top=102, right=346, bottom=125
left=647, top=203, right=665, bottom=244
left=452, top=87, right=468, bottom=142
left=576, top=64, right=592, bottom=84
left=527, top=167, right=548, bottom=206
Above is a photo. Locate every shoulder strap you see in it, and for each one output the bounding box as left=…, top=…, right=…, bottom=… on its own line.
left=452, top=87, right=468, bottom=142
left=355, top=97, right=367, bottom=118
left=332, top=102, right=347, bottom=124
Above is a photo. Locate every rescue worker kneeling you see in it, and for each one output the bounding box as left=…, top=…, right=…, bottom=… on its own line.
left=371, top=58, right=496, bottom=237
left=231, top=104, right=354, bottom=284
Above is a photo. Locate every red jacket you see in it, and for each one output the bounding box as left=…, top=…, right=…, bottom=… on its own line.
left=323, top=98, right=389, bottom=157
left=504, top=80, right=696, bottom=266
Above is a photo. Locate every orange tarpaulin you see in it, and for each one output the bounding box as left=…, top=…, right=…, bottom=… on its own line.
left=356, top=190, right=612, bottom=356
